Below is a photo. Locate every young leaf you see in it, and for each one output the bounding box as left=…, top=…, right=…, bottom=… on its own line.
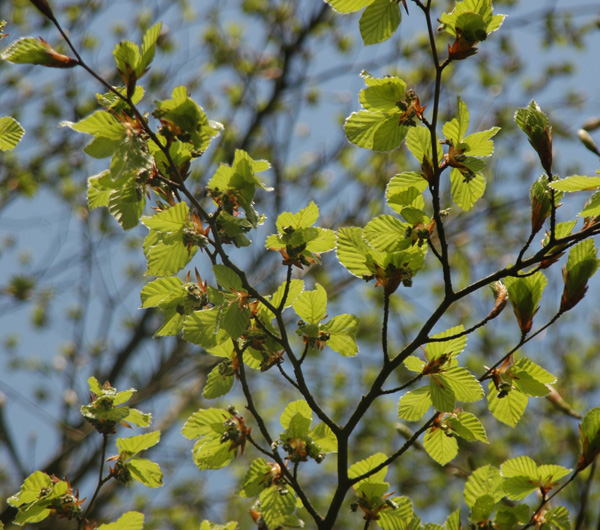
left=398, top=386, right=431, bottom=421
left=504, top=271, right=547, bottom=335
left=440, top=366, right=484, bottom=402
left=0, top=116, right=25, bottom=151
left=549, top=175, right=600, bottom=192
left=203, top=362, right=235, bottom=399
left=487, top=381, right=528, bottom=427
left=183, top=308, right=231, bottom=348
left=336, top=226, right=379, bottom=278
left=349, top=452, right=388, bottom=486
left=447, top=411, right=488, bottom=443
left=515, top=101, right=553, bottom=175
left=578, top=406, right=600, bottom=470
left=463, top=465, right=504, bottom=509
left=240, top=458, right=277, bottom=497
left=117, top=431, right=160, bottom=457
left=280, top=400, right=312, bottom=429
left=259, top=485, right=297, bottom=530
left=359, top=0, right=401, bottom=46
left=426, top=326, right=467, bottom=360
left=364, top=215, right=412, bottom=252
left=423, top=425, right=458, bottom=466
left=1, top=37, right=77, bottom=67
left=326, top=0, right=375, bottom=14
left=97, top=512, right=144, bottom=530
left=560, top=239, right=600, bottom=312
left=450, top=169, right=486, bottom=211
left=293, top=284, right=327, bottom=324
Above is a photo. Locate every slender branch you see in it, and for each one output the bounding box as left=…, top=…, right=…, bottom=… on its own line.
left=575, top=458, right=597, bottom=530
left=79, top=433, right=110, bottom=527
left=277, top=265, right=294, bottom=312
left=382, top=291, right=391, bottom=364
left=379, top=373, right=424, bottom=396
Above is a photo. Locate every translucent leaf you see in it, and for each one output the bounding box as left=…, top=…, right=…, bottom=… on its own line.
left=364, top=215, right=411, bottom=252
left=511, top=371, right=550, bottom=397
left=7, top=471, right=52, bottom=507
left=191, top=436, right=234, bottom=470
left=542, top=506, right=570, bottom=530
left=140, top=277, right=184, bottom=308
left=183, top=308, right=230, bottom=348
left=549, top=175, right=600, bottom=192
left=0, top=116, right=25, bottom=151
left=448, top=411, right=488, bottom=443
left=114, top=40, right=141, bottom=76
left=487, top=381, right=528, bottom=427
left=323, top=313, right=360, bottom=356
left=280, top=400, right=312, bottom=429
left=62, top=110, right=125, bottom=139
left=426, top=326, right=466, bottom=359
left=430, top=380, right=456, bottom=412
left=182, top=408, right=229, bottom=439
left=502, top=476, right=538, bottom=501
left=326, top=0, right=375, bottom=13
left=203, top=363, right=234, bottom=399
left=377, top=496, right=413, bottom=530
left=97, top=512, right=144, bottom=530
left=501, top=456, right=538, bottom=479
left=1, top=37, right=77, bottom=67
left=293, top=283, right=327, bottom=324
left=213, top=265, right=243, bottom=291
left=305, top=228, right=337, bottom=253
left=398, top=386, right=431, bottom=421
left=123, top=408, right=152, bottom=427
left=260, top=486, right=297, bottom=530
left=127, top=457, right=163, bottom=488
left=221, top=305, right=250, bottom=339
left=359, top=0, right=401, bottom=45
left=470, top=495, right=496, bottom=523
left=348, top=453, right=388, bottom=485
left=561, top=239, right=600, bottom=312
left=403, top=355, right=425, bottom=373
left=117, top=431, right=160, bottom=457
left=138, top=22, right=162, bottom=75
left=309, top=422, right=338, bottom=453
left=504, top=272, right=547, bottom=334
left=443, top=98, right=470, bottom=143
left=450, top=169, right=486, bottom=211
left=406, top=127, right=439, bottom=166
left=440, top=366, right=483, bottom=402
left=359, top=76, right=406, bottom=111
left=463, top=465, right=504, bottom=509
left=578, top=406, right=600, bottom=470
left=108, top=177, right=145, bottom=230
left=145, top=233, right=196, bottom=277
left=462, top=128, right=500, bottom=156
left=580, top=191, right=600, bottom=217
left=514, top=358, right=556, bottom=384
left=537, top=464, right=571, bottom=484
left=494, top=505, right=531, bottom=530
left=423, top=426, right=458, bottom=465
left=240, top=458, right=273, bottom=497
left=336, top=227, right=376, bottom=278
left=445, top=509, right=461, bottom=530
left=345, top=109, right=406, bottom=151
left=276, top=201, right=319, bottom=232
left=270, top=279, right=304, bottom=311
left=143, top=202, right=189, bottom=232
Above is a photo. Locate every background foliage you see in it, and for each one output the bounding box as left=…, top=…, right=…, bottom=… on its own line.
left=2, top=0, right=600, bottom=529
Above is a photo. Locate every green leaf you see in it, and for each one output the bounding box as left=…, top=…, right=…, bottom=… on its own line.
left=445, top=509, right=461, bottom=530
left=487, top=381, right=529, bottom=427
left=448, top=411, right=488, bottom=443
left=580, top=191, right=600, bottom=217
left=463, top=465, right=504, bottom=509
left=140, top=277, right=184, bottom=308
left=359, top=75, right=406, bottom=111
left=280, top=400, right=312, bottom=429
left=203, top=363, right=234, bottom=399
left=514, top=358, right=556, bottom=384
left=504, top=271, right=547, bottom=334
left=377, top=497, right=413, bottom=530
left=398, top=386, right=431, bottom=421
left=326, top=0, right=375, bottom=14
left=97, top=512, right=144, bottom=530
left=108, top=177, right=146, bottom=230
left=114, top=40, right=140, bottom=77
left=561, top=239, right=600, bottom=312
left=127, top=457, right=163, bottom=488
left=345, top=109, right=408, bottom=151
left=213, top=265, right=243, bottom=292
left=183, top=308, right=231, bottom=348
left=200, top=521, right=238, bottom=530
left=430, top=380, right=456, bottom=412
left=117, top=431, right=160, bottom=457
left=541, top=506, right=570, bottom=530
left=494, top=505, right=530, bottom=530
left=364, top=215, right=411, bottom=252
left=293, top=284, right=327, bottom=324
left=514, top=101, right=553, bottom=174
left=406, top=126, right=440, bottom=166
left=322, top=313, right=360, bottom=356
left=440, top=366, right=484, bottom=402
left=124, top=408, right=152, bottom=428
left=423, top=426, right=458, bottom=465
left=260, top=485, right=297, bottom=530
left=62, top=110, right=125, bottom=139
left=404, top=355, right=425, bottom=373
left=426, top=326, right=466, bottom=360
left=450, top=169, right=486, bottom=211
left=440, top=0, right=506, bottom=38
left=138, top=22, right=162, bottom=75
left=182, top=408, right=229, bottom=439
left=276, top=201, right=320, bottom=231
left=359, top=0, right=401, bottom=45
left=443, top=98, right=470, bottom=143
left=0, top=116, right=25, bottom=151
left=270, top=279, right=304, bottom=311
left=309, top=422, right=338, bottom=453
left=144, top=232, right=197, bottom=276
left=1, top=37, right=77, bottom=67
left=7, top=471, right=52, bottom=507
left=550, top=175, right=600, bottom=192
left=336, top=227, right=378, bottom=278
left=463, top=128, right=500, bottom=156
left=143, top=201, right=189, bottom=232
left=578, top=406, right=600, bottom=470
left=349, top=453, right=388, bottom=485
left=240, top=458, right=274, bottom=497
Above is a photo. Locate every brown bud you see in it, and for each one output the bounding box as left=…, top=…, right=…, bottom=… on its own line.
left=29, top=0, right=55, bottom=20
